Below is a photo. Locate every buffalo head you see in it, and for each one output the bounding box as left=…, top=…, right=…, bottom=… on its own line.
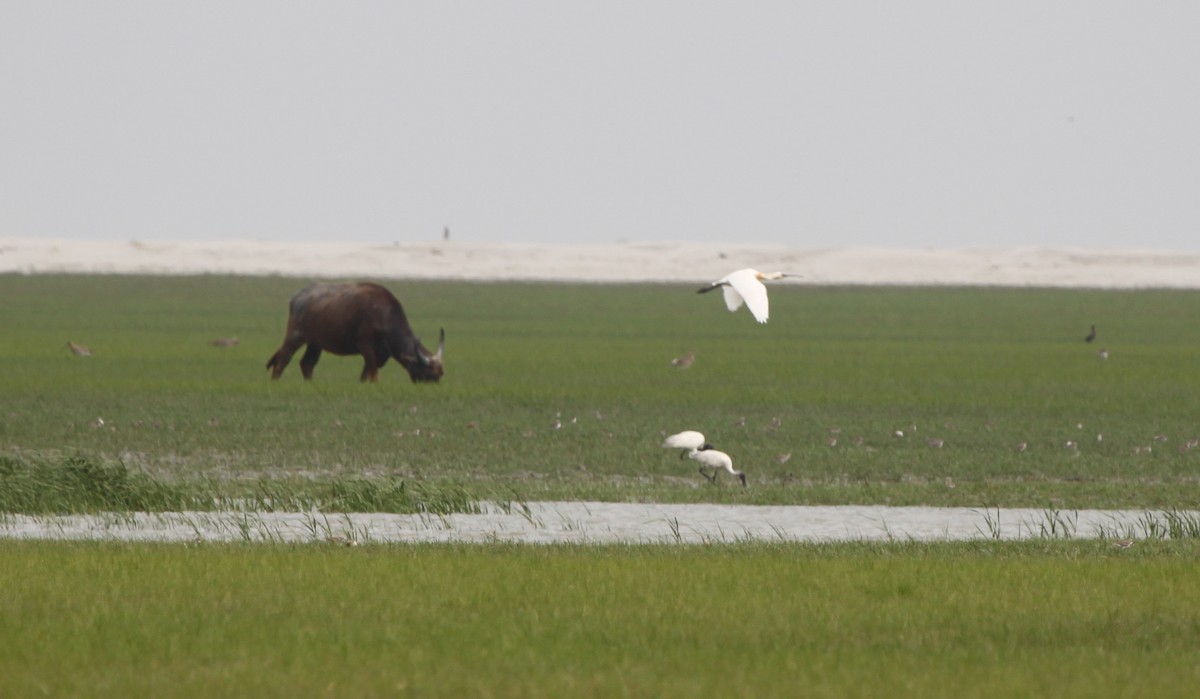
left=400, top=328, right=445, bottom=383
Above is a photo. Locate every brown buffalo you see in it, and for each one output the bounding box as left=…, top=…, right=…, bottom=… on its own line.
left=266, top=282, right=444, bottom=383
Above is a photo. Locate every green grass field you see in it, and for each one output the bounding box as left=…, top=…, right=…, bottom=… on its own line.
left=4, top=274, right=1200, bottom=697
left=3, top=273, right=1199, bottom=509
left=2, top=539, right=1199, bottom=698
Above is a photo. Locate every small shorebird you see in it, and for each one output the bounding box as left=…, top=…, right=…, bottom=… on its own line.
left=697, top=268, right=797, bottom=324
left=670, top=352, right=695, bottom=368
left=1097, top=348, right=1109, bottom=360
left=64, top=341, right=92, bottom=356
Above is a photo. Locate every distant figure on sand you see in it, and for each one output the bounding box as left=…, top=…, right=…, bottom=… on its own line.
left=1085, top=324, right=1096, bottom=343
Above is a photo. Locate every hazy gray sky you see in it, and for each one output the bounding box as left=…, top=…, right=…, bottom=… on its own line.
left=3, top=2, right=1199, bottom=249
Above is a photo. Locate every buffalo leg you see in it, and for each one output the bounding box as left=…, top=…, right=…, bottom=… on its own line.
left=266, top=338, right=305, bottom=379
left=359, top=353, right=380, bottom=382
left=358, top=337, right=383, bottom=382
left=299, top=344, right=322, bottom=379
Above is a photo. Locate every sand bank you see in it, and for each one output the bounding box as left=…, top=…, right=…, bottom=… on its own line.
left=3, top=237, right=1199, bottom=288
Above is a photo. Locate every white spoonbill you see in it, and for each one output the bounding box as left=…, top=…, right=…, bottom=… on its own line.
left=697, top=268, right=795, bottom=324
left=661, top=431, right=747, bottom=486
left=662, top=430, right=707, bottom=453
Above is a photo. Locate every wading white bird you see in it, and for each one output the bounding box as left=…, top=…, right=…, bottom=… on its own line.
left=661, top=430, right=747, bottom=486
left=662, top=430, right=707, bottom=453
left=697, top=268, right=795, bottom=324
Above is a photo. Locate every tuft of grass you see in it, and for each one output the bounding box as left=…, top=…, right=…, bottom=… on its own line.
left=0, top=452, right=195, bottom=513
left=0, top=452, right=484, bottom=515
left=238, top=475, right=483, bottom=515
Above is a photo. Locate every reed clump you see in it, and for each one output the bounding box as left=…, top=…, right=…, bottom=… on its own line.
left=0, top=452, right=483, bottom=515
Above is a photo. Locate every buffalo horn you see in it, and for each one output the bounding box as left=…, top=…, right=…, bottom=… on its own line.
left=413, top=336, right=430, bottom=366
left=434, top=328, right=445, bottom=362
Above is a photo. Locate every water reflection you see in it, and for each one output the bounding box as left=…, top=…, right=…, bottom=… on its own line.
left=1, top=502, right=1183, bottom=544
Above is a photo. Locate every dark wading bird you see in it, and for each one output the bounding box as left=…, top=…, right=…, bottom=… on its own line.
left=1085, top=324, right=1096, bottom=343
left=267, top=282, right=444, bottom=383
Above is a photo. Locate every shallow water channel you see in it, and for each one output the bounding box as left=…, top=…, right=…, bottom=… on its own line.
left=0, top=502, right=1180, bottom=544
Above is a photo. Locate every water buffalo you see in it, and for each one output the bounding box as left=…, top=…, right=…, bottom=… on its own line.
left=266, top=282, right=444, bottom=383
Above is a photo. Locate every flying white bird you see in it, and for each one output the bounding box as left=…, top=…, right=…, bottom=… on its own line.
left=697, top=268, right=795, bottom=324
left=661, top=430, right=747, bottom=486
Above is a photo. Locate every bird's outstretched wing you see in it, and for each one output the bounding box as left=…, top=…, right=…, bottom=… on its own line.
left=725, top=270, right=769, bottom=323
left=721, top=284, right=745, bottom=312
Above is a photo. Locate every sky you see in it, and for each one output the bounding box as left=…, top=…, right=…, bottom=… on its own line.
left=2, top=2, right=1199, bottom=250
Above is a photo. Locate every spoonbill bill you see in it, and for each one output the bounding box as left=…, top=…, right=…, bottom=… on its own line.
left=661, top=430, right=747, bottom=486
left=697, top=268, right=795, bottom=324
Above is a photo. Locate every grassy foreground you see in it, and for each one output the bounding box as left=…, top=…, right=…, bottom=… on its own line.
left=2, top=540, right=1198, bottom=698
left=3, top=274, right=1200, bottom=509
